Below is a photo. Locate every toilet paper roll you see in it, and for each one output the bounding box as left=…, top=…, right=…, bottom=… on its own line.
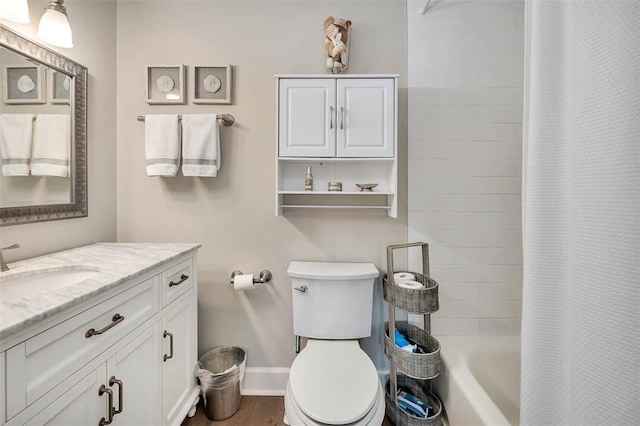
left=394, top=272, right=416, bottom=282
left=397, top=280, right=423, bottom=290
left=233, top=274, right=256, bottom=291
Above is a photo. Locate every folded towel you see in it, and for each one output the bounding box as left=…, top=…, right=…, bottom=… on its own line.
left=181, top=114, right=220, bottom=177
left=0, top=114, right=34, bottom=176
left=145, top=114, right=180, bottom=177
left=31, top=114, right=70, bottom=177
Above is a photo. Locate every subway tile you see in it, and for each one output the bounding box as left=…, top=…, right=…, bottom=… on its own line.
left=407, top=194, right=446, bottom=211
left=408, top=87, right=523, bottom=106
left=478, top=283, right=523, bottom=301
left=480, top=67, right=525, bottom=88
left=437, top=300, right=521, bottom=318
left=408, top=105, right=523, bottom=124
left=409, top=141, right=523, bottom=159
left=479, top=318, right=522, bottom=335
left=409, top=123, right=521, bottom=140
left=406, top=229, right=522, bottom=248
left=409, top=159, right=520, bottom=177
left=430, top=265, right=523, bottom=283
left=444, top=194, right=522, bottom=212
left=410, top=68, right=482, bottom=88
left=431, top=318, right=480, bottom=336
left=423, top=247, right=524, bottom=266
left=438, top=283, right=480, bottom=300
left=408, top=211, right=522, bottom=230
left=408, top=176, right=522, bottom=194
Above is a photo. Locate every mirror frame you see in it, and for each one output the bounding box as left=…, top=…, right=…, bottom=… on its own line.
left=0, top=24, right=87, bottom=226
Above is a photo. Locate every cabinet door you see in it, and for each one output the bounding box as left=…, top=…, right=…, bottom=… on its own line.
left=23, top=365, right=106, bottom=426
left=278, top=79, right=336, bottom=157
left=108, top=323, right=162, bottom=426
left=336, top=78, right=395, bottom=157
left=161, top=293, right=197, bottom=426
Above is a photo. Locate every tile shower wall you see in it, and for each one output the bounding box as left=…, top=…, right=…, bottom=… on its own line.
left=407, top=0, right=524, bottom=335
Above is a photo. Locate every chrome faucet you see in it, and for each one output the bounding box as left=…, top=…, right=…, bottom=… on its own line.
left=0, top=244, right=19, bottom=272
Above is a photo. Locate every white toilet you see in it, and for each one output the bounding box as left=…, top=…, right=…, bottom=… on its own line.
left=284, top=261, right=386, bottom=426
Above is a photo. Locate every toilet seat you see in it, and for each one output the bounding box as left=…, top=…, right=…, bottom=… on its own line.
left=288, top=340, right=380, bottom=425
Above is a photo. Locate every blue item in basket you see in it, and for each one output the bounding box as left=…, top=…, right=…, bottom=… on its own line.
left=396, top=389, right=431, bottom=418
left=394, top=328, right=417, bottom=353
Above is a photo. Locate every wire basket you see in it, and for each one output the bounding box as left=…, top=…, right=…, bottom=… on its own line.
left=384, top=322, right=442, bottom=380
left=383, top=272, right=439, bottom=314
left=384, top=374, right=443, bottom=426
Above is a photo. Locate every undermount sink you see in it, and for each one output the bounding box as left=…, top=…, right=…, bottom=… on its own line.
left=0, top=266, right=101, bottom=301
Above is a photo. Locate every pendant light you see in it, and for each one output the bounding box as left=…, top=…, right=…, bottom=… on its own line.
left=0, top=0, right=30, bottom=23
left=37, top=0, right=73, bottom=48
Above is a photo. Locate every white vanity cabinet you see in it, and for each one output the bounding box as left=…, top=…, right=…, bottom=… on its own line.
left=275, top=75, right=398, bottom=217
left=0, top=247, right=199, bottom=426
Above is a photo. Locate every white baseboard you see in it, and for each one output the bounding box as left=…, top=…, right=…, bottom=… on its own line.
left=241, top=367, right=289, bottom=396
left=240, top=367, right=390, bottom=396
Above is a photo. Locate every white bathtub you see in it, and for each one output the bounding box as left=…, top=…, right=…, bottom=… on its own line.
left=432, top=336, right=520, bottom=426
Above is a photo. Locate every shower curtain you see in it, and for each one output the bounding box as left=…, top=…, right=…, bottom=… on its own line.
left=521, top=1, right=639, bottom=425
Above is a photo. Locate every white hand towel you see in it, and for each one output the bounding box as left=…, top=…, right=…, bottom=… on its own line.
left=0, top=114, right=34, bottom=176
left=145, top=114, right=180, bottom=177
left=181, top=114, right=220, bottom=177
left=31, top=114, right=70, bottom=177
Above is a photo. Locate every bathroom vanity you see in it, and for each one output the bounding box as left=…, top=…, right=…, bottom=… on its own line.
left=0, top=243, right=200, bottom=426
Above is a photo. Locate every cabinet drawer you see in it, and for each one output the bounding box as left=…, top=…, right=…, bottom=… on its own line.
left=6, top=277, right=159, bottom=417
left=161, top=259, right=193, bottom=307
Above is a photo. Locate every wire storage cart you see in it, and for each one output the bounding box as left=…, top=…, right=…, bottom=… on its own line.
left=384, top=242, right=444, bottom=426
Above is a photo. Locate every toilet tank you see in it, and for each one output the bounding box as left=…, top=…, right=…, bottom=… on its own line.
left=287, top=261, right=379, bottom=339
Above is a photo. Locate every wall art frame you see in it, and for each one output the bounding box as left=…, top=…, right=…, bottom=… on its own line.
left=48, top=69, right=72, bottom=104
left=3, top=64, right=46, bottom=104
left=192, top=65, right=231, bottom=105
left=145, top=64, right=185, bottom=104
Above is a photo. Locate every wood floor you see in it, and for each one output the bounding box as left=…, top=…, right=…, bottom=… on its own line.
left=181, top=396, right=394, bottom=426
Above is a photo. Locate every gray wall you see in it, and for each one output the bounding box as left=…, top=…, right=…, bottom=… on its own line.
left=0, top=0, right=118, bottom=260
left=116, top=1, right=408, bottom=369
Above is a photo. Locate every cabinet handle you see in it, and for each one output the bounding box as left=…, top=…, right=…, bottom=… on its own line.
left=169, top=274, right=189, bottom=287
left=98, top=384, right=114, bottom=426
left=86, top=314, right=125, bottom=338
left=109, top=376, right=123, bottom=416
left=163, top=330, right=174, bottom=362
left=340, top=107, right=344, bottom=130
left=330, top=106, right=334, bottom=129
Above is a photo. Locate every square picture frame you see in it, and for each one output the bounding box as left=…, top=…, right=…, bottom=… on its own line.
left=48, top=69, right=72, bottom=104
left=146, top=64, right=185, bottom=104
left=2, top=64, right=46, bottom=104
left=192, top=65, right=232, bottom=105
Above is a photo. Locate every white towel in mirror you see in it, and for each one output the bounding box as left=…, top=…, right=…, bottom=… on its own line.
left=31, top=114, right=70, bottom=177
left=0, top=114, right=34, bottom=176
left=181, top=114, right=220, bottom=177
left=144, top=114, right=180, bottom=177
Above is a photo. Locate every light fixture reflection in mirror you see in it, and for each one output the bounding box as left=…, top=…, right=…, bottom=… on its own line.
left=37, top=0, right=73, bottom=48
left=0, top=0, right=30, bottom=24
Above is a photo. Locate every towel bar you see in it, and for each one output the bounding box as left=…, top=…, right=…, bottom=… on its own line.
left=136, top=114, right=234, bottom=127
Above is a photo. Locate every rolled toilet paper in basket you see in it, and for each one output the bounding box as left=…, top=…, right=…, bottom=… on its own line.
left=397, top=280, right=424, bottom=290
left=393, top=272, right=416, bottom=283
left=233, top=274, right=255, bottom=291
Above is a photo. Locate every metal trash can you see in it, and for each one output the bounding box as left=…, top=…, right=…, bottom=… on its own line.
left=196, top=346, right=247, bottom=421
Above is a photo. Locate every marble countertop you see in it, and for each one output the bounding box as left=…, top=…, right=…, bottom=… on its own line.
left=0, top=243, right=200, bottom=339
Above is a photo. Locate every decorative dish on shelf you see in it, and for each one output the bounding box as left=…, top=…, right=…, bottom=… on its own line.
left=356, top=183, right=379, bottom=192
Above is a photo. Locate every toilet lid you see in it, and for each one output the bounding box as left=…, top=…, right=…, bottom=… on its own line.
left=289, top=340, right=379, bottom=425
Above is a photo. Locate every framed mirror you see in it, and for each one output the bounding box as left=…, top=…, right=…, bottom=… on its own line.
left=0, top=24, right=87, bottom=226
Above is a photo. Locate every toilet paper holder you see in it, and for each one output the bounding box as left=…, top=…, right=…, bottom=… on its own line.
left=230, top=270, right=273, bottom=285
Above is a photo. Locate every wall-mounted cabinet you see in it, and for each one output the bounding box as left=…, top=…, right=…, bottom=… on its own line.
left=275, top=75, right=398, bottom=217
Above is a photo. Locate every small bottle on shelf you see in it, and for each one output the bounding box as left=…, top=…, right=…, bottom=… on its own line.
left=304, top=166, right=313, bottom=191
